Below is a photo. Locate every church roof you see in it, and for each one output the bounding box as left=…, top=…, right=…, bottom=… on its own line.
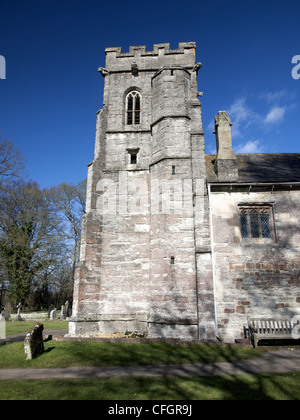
left=205, top=153, right=300, bottom=183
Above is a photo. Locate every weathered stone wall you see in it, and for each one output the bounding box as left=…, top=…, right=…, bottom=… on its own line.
left=210, top=188, right=300, bottom=341
left=69, top=43, right=214, bottom=339
left=69, top=43, right=299, bottom=343
left=149, top=158, right=198, bottom=338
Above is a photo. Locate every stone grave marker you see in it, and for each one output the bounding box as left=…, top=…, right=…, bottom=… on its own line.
left=48, top=304, right=55, bottom=318
left=24, top=323, right=44, bottom=360
left=1, top=310, right=10, bottom=321
left=50, top=308, right=57, bottom=320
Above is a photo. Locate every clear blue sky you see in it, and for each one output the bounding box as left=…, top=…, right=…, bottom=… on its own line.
left=0, top=0, right=299, bottom=188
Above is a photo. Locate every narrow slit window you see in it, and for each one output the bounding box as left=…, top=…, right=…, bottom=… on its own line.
left=127, top=149, right=139, bottom=166
left=130, top=153, right=137, bottom=165
left=172, top=166, right=176, bottom=175
left=126, top=91, right=141, bottom=125
left=171, top=256, right=175, bottom=265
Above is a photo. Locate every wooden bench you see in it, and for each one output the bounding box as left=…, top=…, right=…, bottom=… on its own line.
left=247, top=317, right=299, bottom=348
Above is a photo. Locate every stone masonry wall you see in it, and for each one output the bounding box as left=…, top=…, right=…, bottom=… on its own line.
left=69, top=43, right=215, bottom=339
left=210, top=188, right=300, bottom=341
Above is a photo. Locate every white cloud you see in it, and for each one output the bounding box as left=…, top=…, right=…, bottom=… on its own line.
left=264, top=106, right=286, bottom=124
left=207, top=93, right=294, bottom=154
left=227, top=98, right=259, bottom=137
left=260, top=90, right=289, bottom=103
left=207, top=118, right=215, bottom=134
left=235, top=140, right=264, bottom=154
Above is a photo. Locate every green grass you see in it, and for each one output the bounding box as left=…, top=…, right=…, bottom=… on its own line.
left=0, top=339, right=264, bottom=369
left=1, top=323, right=299, bottom=400
left=0, top=372, right=299, bottom=400
left=5, top=321, right=68, bottom=336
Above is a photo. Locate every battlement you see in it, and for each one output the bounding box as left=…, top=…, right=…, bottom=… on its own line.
left=105, top=43, right=196, bottom=58
left=104, top=43, right=196, bottom=72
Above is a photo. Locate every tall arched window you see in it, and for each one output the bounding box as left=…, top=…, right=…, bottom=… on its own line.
left=126, top=91, right=141, bottom=125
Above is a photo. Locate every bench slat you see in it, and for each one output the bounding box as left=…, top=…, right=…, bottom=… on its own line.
left=247, top=317, right=296, bottom=348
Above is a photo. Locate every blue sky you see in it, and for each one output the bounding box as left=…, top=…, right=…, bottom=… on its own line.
left=0, top=0, right=299, bottom=188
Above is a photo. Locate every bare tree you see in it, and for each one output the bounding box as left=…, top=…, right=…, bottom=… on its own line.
left=0, top=181, right=65, bottom=305
left=44, top=180, right=86, bottom=276
left=0, top=135, right=25, bottom=185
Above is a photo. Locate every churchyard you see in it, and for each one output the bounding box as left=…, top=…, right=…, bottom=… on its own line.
left=0, top=318, right=300, bottom=400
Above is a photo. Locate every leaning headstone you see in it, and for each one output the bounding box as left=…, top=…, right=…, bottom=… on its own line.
left=24, top=323, right=44, bottom=360
left=50, top=308, right=57, bottom=320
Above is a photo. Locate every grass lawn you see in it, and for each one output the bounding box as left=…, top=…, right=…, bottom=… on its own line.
left=1, top=321, right=299, bottom=400
left=0, top=373, right=299, bottom=400
left=0, top=338, right=265, bottom=369
left=5, top=320, right=69, bottom=336
left=1, top=320, right=266, bottom=369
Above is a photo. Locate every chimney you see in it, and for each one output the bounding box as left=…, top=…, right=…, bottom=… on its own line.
left=213, top=111, right=238, bottom=182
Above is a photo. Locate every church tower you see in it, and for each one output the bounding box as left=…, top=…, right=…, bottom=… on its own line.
left=69, top=43, right=216, bottom=341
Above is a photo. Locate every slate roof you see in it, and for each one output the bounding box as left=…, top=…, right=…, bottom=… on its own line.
left=205, top=153, right=300, bottom=183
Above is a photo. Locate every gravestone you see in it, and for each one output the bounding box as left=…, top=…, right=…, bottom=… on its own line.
left=2, top=302, right=11, bottom=320
left=15, top=302, right=22, bottom=321
left=5, top=302, right=12, bottom=312
left=24, top=323, right=44, bottom=360
left=60, top=305, right=66, bottom=319
left=1, top=310, right=10, bottom=321
left=50, top=308, right=57, bottom=320
left=65, top=301, right=69, bottom=314
left=48, top=304, right=55, bottom=318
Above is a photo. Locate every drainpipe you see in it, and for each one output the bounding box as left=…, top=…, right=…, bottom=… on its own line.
left=207, top=183, right=219, bottom=339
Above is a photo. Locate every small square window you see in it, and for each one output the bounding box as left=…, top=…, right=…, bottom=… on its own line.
left=127, top=149, right=139, bottom=166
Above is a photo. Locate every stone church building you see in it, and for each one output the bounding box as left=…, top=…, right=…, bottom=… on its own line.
left=69, top=43, right=300, bottom=342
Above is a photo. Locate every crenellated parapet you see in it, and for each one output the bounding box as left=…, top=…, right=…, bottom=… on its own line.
left=104, top=43, right=197, bottom=73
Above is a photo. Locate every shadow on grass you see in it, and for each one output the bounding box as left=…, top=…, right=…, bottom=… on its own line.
left=1, top=328, right=299, bottom=400
left=1, top=373, right=299, bottom=400
left=38, top=340, right=300, bottom=399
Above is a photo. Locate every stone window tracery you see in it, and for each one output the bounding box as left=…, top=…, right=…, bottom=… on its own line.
left=126, top=91, right=141, bottom=125
left=239, top=205, right=275, bottom=241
